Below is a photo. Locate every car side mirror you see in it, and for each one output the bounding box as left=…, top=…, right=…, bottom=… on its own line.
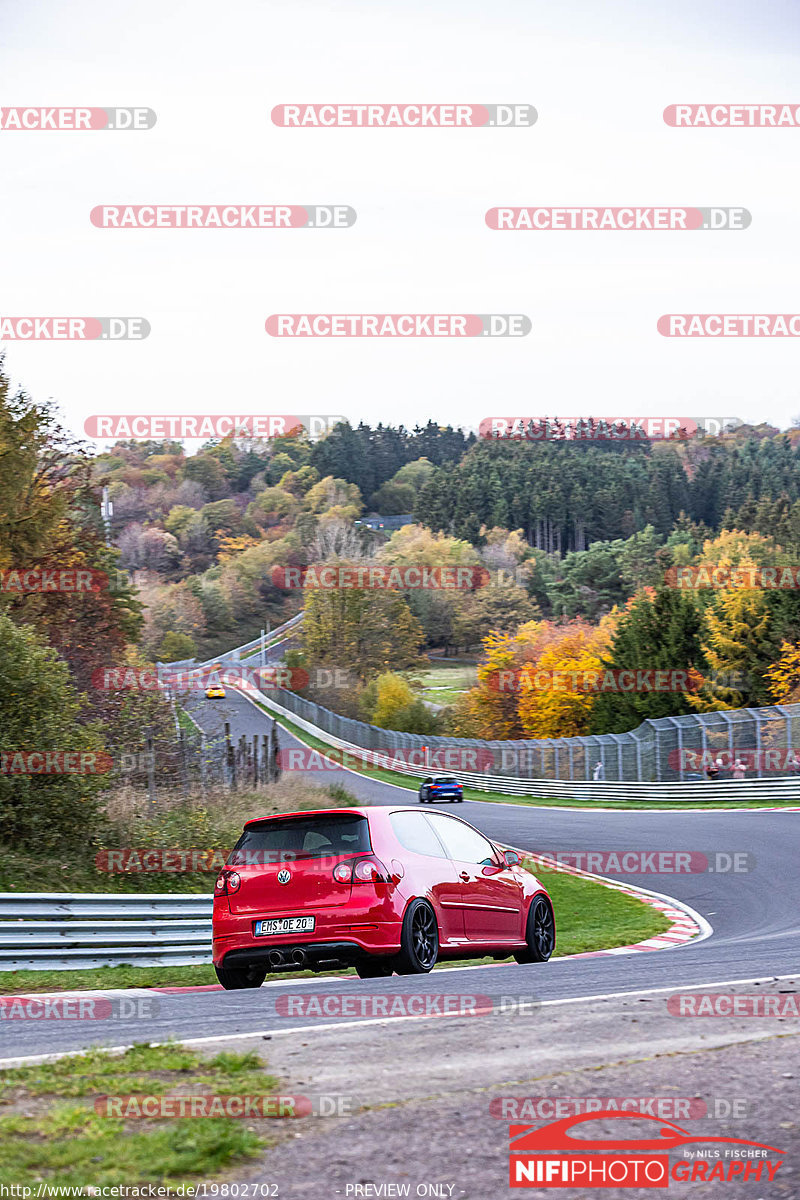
left=503, top=850, right=521, bottom=867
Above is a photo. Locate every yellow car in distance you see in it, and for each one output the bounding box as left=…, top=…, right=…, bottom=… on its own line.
left=205, top=668, right=226, bottom=699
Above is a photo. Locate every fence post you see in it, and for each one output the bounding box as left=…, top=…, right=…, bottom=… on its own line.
left=225, top=721, right=236, bottom=791
left=145, top=727, right=156, bottom=805
left=271, top=721, right=281, bottom=781
left=200, top=731, right=208, bottom=797
left=266, top=729, right=275, bottom=787
left=178, top=727, right=190, bottom=799
left=753, top=710, right=762, bottom=779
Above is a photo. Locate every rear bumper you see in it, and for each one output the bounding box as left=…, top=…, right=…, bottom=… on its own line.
left=213, top=914, right=403, bottom=968
left=218, top=939, right=395, bottom=971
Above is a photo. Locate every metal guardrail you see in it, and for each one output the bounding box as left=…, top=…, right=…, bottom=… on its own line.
left=0, top=894, right=213, bottom=971
left=205, top=614, right=303, bottom=665
left=162, top=615, right=304, bottom=677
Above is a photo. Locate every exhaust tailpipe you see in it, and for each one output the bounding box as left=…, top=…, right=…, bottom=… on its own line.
left=268, top=950, right=285, bottom=968
left=291, top=948, right=307, bottom=966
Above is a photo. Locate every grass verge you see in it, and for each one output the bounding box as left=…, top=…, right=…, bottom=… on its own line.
left=0, top=865, right=670, bottom=994
left=0, top=1042, right=290, bottom=1187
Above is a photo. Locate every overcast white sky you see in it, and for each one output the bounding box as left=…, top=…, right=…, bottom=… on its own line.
left=2, top=0, right=800, bottom=449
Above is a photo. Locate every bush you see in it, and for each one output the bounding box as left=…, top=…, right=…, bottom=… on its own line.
left=157, top=631, right=197, bottom=661
left=0, top=614, right=107, bottom=851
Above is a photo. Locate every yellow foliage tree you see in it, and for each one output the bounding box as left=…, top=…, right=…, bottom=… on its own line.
left=454, top=617, right=614, bottom=739
left=369, top=673, right=416, bottom=727
left=516, top=619, right=613, bottom=738
left=766, top=641, right=800, bottom=704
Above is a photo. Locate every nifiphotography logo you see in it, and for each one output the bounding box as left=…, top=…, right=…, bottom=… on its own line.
left=508, top=1111, right=784, bottom=1188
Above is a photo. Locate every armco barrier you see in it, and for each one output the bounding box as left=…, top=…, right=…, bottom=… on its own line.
left=162, top=614, right=303, bottom=677
left=0, top=894, right=212, bottom=971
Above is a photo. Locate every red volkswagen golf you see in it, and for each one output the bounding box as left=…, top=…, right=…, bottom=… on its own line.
left=212, top=806, right=555, bottom=988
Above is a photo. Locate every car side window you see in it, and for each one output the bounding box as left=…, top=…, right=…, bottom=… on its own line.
left=389, top=811, right=448, bottom=858
left=427, top=815, right=496, bottom=865
left=422, top=777, right=432, bottom=785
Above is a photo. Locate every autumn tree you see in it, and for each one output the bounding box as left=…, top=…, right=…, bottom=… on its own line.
left=301, top=583, right=424, bottom=682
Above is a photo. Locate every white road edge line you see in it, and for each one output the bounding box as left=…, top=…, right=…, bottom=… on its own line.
left=1, top=972, right=798, bottom=1068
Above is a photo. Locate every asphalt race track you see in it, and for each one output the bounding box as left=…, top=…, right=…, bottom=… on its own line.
left=5, top=687, right=799, bottom=1063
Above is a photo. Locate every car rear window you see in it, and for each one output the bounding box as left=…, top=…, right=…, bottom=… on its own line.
left=228, top=814, right=371, bottom=863
left=432, top=777, right=459, bottom=785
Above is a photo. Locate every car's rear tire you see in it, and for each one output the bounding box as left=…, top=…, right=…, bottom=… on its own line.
left=355, top=959, right=394, bottom=979
left=394, top=899, right=439, bottom=974
left=214, top=965, right=267, bottom=990
left=514, top=895, right=555, bottom=963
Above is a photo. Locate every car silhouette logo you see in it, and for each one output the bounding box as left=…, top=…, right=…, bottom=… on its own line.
left=509, top=1111, right=784, bottom=1154
left=277, top=869, right=291, bottom=885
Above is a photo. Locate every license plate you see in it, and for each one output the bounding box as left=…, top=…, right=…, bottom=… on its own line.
left=254, top=916, right=315, bottom=937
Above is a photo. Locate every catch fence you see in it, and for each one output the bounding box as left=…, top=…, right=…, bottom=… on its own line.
left=266, top=690, right=800, bottom=783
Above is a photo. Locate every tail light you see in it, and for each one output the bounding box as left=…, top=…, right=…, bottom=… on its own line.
left=332, top=855, right=391, bottom=884
left=353, top=856, right=390, bottom=883
left=215, top=869, right=241, bottom=895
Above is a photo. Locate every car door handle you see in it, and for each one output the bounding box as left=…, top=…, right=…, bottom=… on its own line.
left=459, top=871, right=470, bottom=881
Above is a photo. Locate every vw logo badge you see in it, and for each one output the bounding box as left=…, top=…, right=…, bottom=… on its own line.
left=277, top=869, right=291, bottom=885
